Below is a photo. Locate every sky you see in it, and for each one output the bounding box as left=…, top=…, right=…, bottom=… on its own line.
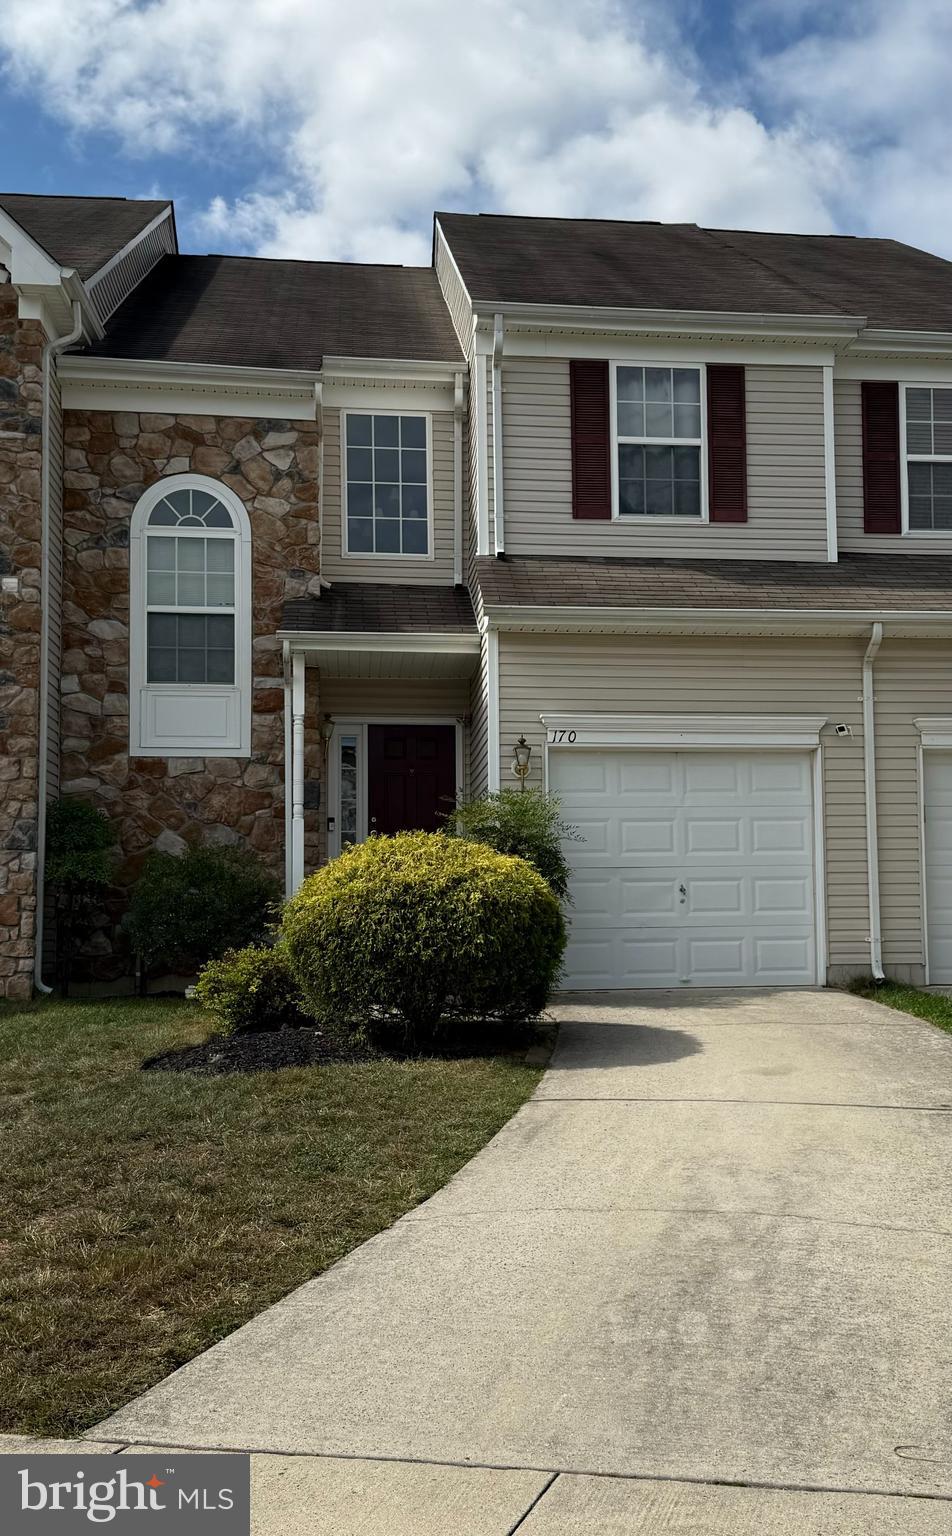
left=1, top=0, right=950, bottom=267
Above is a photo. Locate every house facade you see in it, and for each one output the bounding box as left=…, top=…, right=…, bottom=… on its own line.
left=3, top=196, right=952, bottom=996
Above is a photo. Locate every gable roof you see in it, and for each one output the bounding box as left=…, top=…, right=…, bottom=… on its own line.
left=436, top=213, right=952, bottom=332
left=0, top=193, right=171, bottom=280
left=84, top=253, right=466, bottom=369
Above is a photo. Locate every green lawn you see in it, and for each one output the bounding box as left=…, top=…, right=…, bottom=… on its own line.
left=849, top=978, right=952, bottom=1036
left=0, top=998, right=542, bottom=1437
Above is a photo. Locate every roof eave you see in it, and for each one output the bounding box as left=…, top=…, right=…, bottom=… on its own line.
left=481, top=603, right=952, bottom=637
left=468, top=300, right=867, bottom=345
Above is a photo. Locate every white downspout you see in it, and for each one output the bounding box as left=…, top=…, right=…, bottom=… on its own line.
left=491, top=313, right=505, bottom=556
left=862, top=622, right=885, bottom=981
left=290, top=649, right=306, bottom=892
left=34, top=299, right=84, bottom=993
left=453, top=369, right=464, bottom=585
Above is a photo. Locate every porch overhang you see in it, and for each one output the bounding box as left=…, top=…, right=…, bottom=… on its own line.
left=277, top=629, right=481, bottom=679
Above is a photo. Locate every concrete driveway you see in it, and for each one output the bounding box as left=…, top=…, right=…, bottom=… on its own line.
left=93, top=989, right=952, bottom=1533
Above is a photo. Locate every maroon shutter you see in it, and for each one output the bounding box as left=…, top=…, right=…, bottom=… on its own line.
left=861, top=381, right=901, bottom=534
left=570, top=359, right=611, bottom=519
left=707, top=364, right=748, bottom=523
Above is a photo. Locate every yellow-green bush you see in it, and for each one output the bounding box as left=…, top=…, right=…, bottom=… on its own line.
left=282, top=832, right=566, bottom=1049
left=194, top=943, right=312, bottom=1035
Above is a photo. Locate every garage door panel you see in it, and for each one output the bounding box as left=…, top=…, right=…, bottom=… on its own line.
left=552, top=746, right=817, bottom=989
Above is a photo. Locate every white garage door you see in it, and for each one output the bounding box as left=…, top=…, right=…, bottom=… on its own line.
left=551, top=748, right=818, bottom=989
left=924, top=753, right=952, bottom=983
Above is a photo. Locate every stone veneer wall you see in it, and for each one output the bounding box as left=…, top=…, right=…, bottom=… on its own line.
left=61, top=409, right=322, bottom=980
left=0, top=275, right=45, bottom=998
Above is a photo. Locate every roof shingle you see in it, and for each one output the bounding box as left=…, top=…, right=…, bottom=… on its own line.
left=437, top=213, right=952, bottom=332
left=0, top=193, right=171, bottom=280
left=281, top=584, right=476, bottom=634
left=475, top=553, right=952, bottom=612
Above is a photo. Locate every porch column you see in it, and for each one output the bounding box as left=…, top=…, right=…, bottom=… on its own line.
left=291, top=649, right=306, bottom=891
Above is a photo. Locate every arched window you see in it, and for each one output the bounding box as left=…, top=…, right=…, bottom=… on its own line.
left=129, top=475, right=251, bottom=756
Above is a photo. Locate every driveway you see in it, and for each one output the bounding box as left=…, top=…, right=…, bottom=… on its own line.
left=93, top=989, right=952, bottom=1532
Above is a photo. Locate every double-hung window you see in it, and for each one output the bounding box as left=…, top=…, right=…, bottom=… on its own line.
left=344, top=411, right=431, bottom=557
left=614, top=365, right=704, bottom=519
left=130, top=476, right=251, bottom=756
left=904, top=386, right=952, bottom=531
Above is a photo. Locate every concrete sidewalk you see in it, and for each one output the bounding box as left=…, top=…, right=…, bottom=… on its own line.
left=89, top=988, right=952, bottom=1532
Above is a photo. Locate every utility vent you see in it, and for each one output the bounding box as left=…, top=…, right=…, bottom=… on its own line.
left=87, top=211, right=176, bottom=323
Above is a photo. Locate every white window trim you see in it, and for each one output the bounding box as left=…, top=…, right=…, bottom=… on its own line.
left=326, top=716, right=465, bottom=860
left=899, top=382, right=952, bottom=537
left=609, top=361, right=709, bottom=525
left=129, top=473, right=252, bottom=758
left=341, top=408, right=435, bottom=562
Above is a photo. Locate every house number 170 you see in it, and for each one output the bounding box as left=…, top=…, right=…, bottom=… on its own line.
left=548, top=730, right=577, bottom=743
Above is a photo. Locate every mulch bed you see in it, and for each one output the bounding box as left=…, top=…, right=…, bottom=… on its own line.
left=143, top=1028, right=368, bottom=1077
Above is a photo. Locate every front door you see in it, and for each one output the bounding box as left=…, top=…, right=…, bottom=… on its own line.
left=368, top=724, right=457, bottom=835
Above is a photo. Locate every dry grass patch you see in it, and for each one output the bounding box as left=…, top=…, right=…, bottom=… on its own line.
left=0, top=997, right=541, bottom=1436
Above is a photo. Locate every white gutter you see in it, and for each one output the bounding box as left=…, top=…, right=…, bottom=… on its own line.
left=862, top=622, right=885, bottom=981
left=453, top=370, right=464, bottom=585
left=35, top=299, right=85, bottom=993
left=491, top=313, right=505, bottom=555
left=480, top=604, right=952, bottom=636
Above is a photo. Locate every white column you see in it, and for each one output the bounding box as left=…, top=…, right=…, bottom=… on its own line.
left=291, top=649, right=306, bottom=892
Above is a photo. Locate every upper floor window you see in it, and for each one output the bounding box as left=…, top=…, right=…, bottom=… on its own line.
left=904, top=386, right=952, bottom=531
left=613, top=365, right=705, bottom=520
left=130, top=476, right=251, bottom=757
left=343, top=411, right=431, bottom=558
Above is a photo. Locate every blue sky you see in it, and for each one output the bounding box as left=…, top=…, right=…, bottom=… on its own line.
left=1, top=1, right=950, bottom=265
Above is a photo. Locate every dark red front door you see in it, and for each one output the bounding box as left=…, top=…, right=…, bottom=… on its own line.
left=368, top=724, right=457, bottom=835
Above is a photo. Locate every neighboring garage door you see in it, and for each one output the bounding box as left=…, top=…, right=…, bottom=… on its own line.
left=924, top=753, right=952, bottom=983
left=551, top=748, right=818, bottom=989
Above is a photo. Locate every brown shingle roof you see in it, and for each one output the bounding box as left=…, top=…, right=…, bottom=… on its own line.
left=475, top=553, right=952, bottom=611
left=437, top=213, right=952, bottom=332
left=281, top=584, right=476, bottom=634
left=0, top=193, right=171, bottom=280
left=86, top=254, right=465, bottom=370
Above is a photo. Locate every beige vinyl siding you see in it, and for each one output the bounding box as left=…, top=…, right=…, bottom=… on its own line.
left=834, top=377, right=952, bottom=555
left=468, top=634, right=491, bottom=798
left=496, top=632, right=871, bottom=974
left=500, top=359, right=828, bottom=561
left=875, top=640, right=952, bottom=976
left=321, top=406, right=456, bottom=585
left=434, top=227, right=473, bottom=351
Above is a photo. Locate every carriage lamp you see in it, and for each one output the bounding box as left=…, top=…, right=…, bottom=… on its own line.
left=319, top=714, right=335, bottom=760
left=511, top=735, right=532, bottom=789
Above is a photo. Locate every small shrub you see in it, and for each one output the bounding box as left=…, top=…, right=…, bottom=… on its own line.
left=45, top=799, right=117, bottom=994
left=447, top=788, right=577, bottom=899
left=126, top=844, right=281, bottom=974
left=194, top=944, right=312, bottom=1036
left=282, top=831, right=566, bottom=1051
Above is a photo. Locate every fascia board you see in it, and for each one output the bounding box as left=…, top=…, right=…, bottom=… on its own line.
left=469, top=299, right=865, bottom=344
left=277, top=630, right=480, bottom=654
left=482, top=604, right=952, bottom=635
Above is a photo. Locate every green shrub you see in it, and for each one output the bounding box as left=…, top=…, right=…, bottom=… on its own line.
left=447, top=788, right=577, bottom=898
left=194, top=943, right=312, bottom=1035
left=45, top=799, right=117, bottom=994
left=282, top=831, right=566, bottom=1051
left=126, top=844, right=281, bottom=973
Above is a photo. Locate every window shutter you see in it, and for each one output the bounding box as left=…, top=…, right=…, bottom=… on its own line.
left=570, top=360, right=611, bottom=519
left=861, top=381, right=901, bottom=534
left=707, top=364, right=748, bottom=523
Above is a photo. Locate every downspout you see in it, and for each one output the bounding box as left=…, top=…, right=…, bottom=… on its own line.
left=862, top=622, right=885, bottom=981
left=453, top=369, right=464, bottom=585
left=34, top=298, right=84, bottom=994
left=491, top=313, right=505, bottom=556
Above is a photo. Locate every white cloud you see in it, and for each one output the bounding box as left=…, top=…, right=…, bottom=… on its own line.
left=0, top=0, right=949, bottom=262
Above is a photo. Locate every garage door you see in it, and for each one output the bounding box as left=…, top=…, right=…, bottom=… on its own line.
left=924, top=753, right=952, bottom=983
left=551, top=749, right=818, bottom=989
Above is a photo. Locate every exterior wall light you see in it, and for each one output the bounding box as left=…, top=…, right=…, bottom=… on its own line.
left=320, top=715, right=335, bottom=761
left=511, top=735, right=532, bottom=789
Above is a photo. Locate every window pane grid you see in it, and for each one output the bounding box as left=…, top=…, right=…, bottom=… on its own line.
left=905, top=387, right=952, bottom=530
left=346, top=414, right=429, bottom=556
left=145, top=500, right=237, bottom=682
left=147, top=613, right=235, bottom=684
left=616, top=366, right=702, bottom=518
